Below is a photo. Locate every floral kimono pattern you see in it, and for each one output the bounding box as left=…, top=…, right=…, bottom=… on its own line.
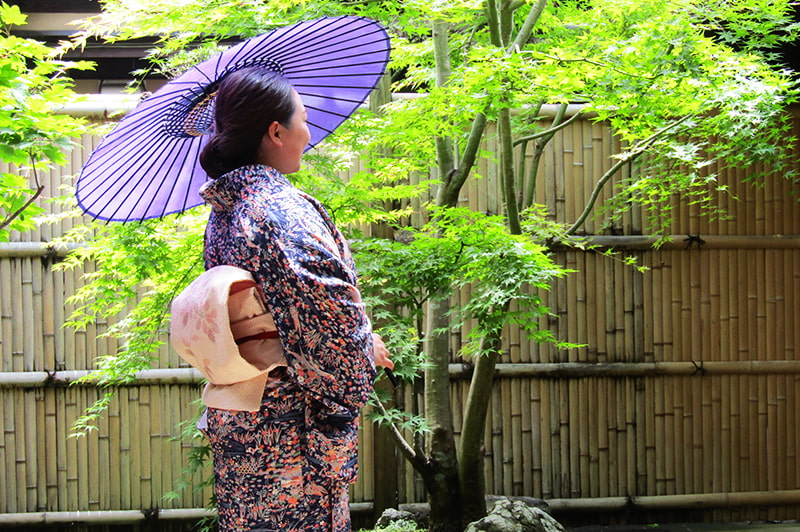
left=199, top=165, right=376, bottom=531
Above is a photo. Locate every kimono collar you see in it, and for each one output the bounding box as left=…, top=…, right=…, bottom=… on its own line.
left=199, top=164, right=290, bottom=212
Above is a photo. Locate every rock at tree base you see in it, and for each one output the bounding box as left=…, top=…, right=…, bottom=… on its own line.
left=465, top=499, right=567, bottom=532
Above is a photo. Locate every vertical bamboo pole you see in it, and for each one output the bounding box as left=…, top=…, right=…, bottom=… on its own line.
left=13, top=389, right=26, bottom=510
left=596, top=377, right=609, bottom=498
left=573, top=380, right=597, bottom=497
left=87, top=394, right=100, bottom=511
left=570, top=379, right=583, bottom=497
left=142, top=386, right=154, bottom=509
left=491, top=386, right=503, bottom=495
left=64, top=387, right=77, bottom=510
left=615, top=261, right=626, bottom=361
left=11, top=260, right=23, bottom=373
left=0, top=391, right=7, bottom=512
left=625, top=378, right=637, bottom=495
left=539, top=381, right=552, bottom=498
left=42, top=388, right=57, bottom=510
left=510, top=379, right=522, bottom=495
left=605, top=256, right=616, bottom=362
left=563, top=252, right=577, bottom=363
left=97, top=394, right=111, bottom=510
left=586, top=378, right=598, bottom=497
left=607, top=374, right=620, bottom=496
left=520, top=377, right=533, bottom=495
left=77, top=389, right=90, bottom=512
left=120, top=388, right=132, bottom=508
left=500, top=382, right=512, bottom=494
left=23, top=389, right=37, bottom=510
left=595, top=255, right=608, bottom=362
left=530, top=378, right=544, bottom=498
left=673, top=374, right=686, bottom=495
left=0, top=260, right=10, bottom=373
left=558, top=383, right=569, bottom=497
left=654, top=376, right=666, bottom=495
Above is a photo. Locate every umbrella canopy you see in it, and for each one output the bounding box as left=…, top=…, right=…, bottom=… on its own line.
left=76, top=16, right=391, bottom=222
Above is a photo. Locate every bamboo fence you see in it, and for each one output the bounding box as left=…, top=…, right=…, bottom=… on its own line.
left=0, top=100, right=798, bottom=527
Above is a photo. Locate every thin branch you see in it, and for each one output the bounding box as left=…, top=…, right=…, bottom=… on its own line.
left=0, top=159, right=45, bottom=232
left=513, top=107, right=583, bottom=147
left=528, top=51, right=658, bottom=80
left=511, top=0, right=548, bottom=51
left=373, top=396, right=427, bottom=471
left=520, top=102, right=570, bottom=209
left=566, top=114, right=694, bottom=235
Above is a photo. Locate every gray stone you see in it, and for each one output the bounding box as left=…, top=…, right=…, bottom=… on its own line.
left=486, top=495, right=551, bottom=514
left=465, top=498, right=567, bottom=532
left=375, top=507, right=420, bottom=530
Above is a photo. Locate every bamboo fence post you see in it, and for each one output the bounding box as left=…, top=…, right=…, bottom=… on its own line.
left=520, top=377, right=533, bottom=495
left=501, top=380, right=513, bottom=494
left=23, top=389, right=37, bottom=510
left=569, top=119, right=581, bottom=225
left=552, top=128, right=565, bottom=224
left=531, top=378, right=544, bottom=498
left=38, top=387, right=51, bottom=511
left=540, top=381, right=552, bottom=499
left=604, top=254, right=615, bottom=362
left=0, top=260, right=9, bottom=372
left=788, top=250, right=799, bottom=489
left=141, top=385, right=154, bottom=508
left=0, top=392, right=9, bottom=511
left=13, top=388, right=25, bottom=510
left=615, top=261, right=626, bottom=361
left=568, top=379, right=579, bottom=496
left=590, top=256, right=615, bottom=362
left=510, top=378, right=522, bottom=495
left=654, top=375, right=666, bottom=495
left=580, top=379, right=591, bottom=497
left=120, top=388, right=133, bottom=508
left=78, top=389, right=90, bottom=512
left=587, top=378, right=599, bottom=497
left=596, top=377, right=608, bottom=497
left=624, top=379, right=636, bottom=496
left=87, top=393, right=100, bottom=511
left=492, top=384, right=504, bottom=495
left=566, top=252, right=578, bottom=363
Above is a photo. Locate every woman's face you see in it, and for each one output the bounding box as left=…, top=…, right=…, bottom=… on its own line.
left=257, top=89, right=310, bottom=174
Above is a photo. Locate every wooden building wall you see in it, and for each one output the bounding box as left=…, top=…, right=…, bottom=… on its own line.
left=0, top=104, right=798, bottom=527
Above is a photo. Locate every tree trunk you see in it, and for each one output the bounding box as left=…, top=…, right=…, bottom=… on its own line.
left=457, top=327, right=503, bottom=524
left=423, top=296, right=462, bottom=532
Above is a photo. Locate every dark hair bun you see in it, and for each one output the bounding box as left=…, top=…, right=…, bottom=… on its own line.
left=199, top=68, right=295, bottom=179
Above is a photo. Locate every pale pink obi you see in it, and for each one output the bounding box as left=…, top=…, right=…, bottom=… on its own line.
left=170, top=265, right=287, bottom=411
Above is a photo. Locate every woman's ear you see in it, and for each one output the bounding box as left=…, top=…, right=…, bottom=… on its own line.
left=265, top=121, right=283, bottom=146
left=257, top=121, right=286, bottom=166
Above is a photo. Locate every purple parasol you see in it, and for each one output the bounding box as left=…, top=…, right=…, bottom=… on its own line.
left=76, top=16, right=391, bottom=222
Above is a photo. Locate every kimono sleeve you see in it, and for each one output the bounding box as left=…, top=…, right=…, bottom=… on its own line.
left=242, top=210, right=377, bottom=413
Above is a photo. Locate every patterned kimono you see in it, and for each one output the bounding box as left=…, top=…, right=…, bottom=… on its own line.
left=198, top=164, right=377, bottom=532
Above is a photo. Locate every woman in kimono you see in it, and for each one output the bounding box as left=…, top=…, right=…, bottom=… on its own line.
left=195, top=66, right=393, bottom=531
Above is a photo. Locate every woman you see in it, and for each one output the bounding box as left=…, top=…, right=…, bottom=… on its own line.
left=196, top=66, right=393, bottom=531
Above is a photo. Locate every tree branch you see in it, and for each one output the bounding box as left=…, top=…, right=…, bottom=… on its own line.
left=440, top=112, right=488, bottom=207
left=433, top=19, right=458, bottom=206
left=0, top=161, right=44, bottom=232
left=513, top=106, right=583, bottom=147
left=511, top=0, right=548, bottom=51
left=373, top=397, right=427, bottom=471
left=566, top=114, right=694, bottom=235
left=521, top=103, right=571, bottom=209
left=485, top=0, right=502, bottom=47
left=530, top=51, right=657, bottom=80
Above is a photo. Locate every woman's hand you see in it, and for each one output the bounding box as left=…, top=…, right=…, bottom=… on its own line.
left=372, top=333, right=394, bottom=370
